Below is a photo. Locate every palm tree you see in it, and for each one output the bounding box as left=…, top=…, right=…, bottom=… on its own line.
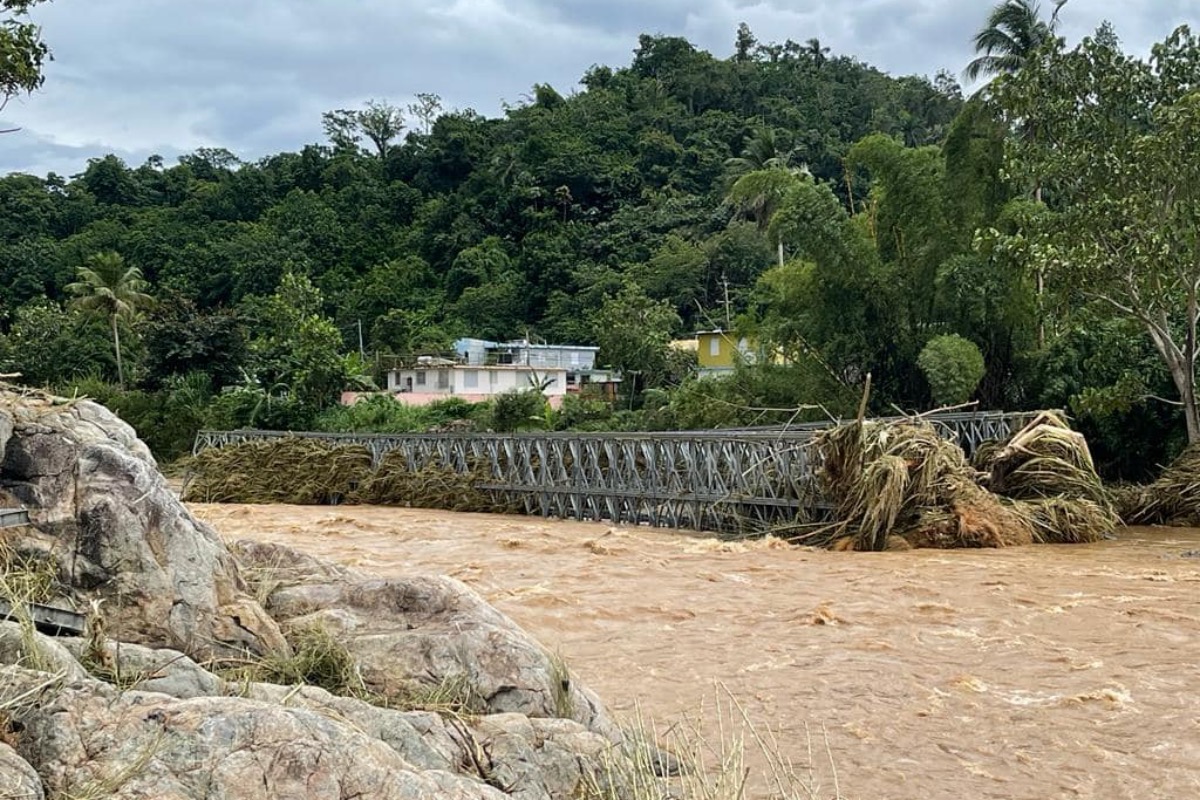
left=964, top=0, right=1066, bottom=83
left=723, top=127, right=797, bottom=185
left=67, top=252, right=153, bottom=389
left=805, top=38, right=830, bottom=68
left=966, top=0, right=1067, bottom=348
left=725, top=128, right=811, bottom=265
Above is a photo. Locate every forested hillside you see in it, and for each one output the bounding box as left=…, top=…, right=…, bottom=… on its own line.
left=0, top=16, right=1191, bottom=476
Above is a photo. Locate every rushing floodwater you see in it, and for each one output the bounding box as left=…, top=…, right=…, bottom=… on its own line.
left=191, top=503, right=1200, bottom=800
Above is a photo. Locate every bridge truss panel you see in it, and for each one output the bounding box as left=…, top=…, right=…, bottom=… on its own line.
left=192, top=411, right=1038, bottom=535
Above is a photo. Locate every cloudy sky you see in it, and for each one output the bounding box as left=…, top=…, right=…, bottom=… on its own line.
left=0, top=0, right=1190, bottom=177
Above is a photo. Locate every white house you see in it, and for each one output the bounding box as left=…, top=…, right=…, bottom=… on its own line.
left=383, top=357, right=569, bottom=408
left=453, top=338, right=620, bottom=395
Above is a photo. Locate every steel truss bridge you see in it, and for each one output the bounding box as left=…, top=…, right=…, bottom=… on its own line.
left=193, top=411, right=1037, bottom=535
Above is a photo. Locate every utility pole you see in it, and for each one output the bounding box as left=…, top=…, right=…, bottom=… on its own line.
left=721, top=274, right=732, bottom=329
left=357, top=319, right=365, bottom=359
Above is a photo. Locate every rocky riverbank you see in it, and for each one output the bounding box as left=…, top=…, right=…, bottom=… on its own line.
left=0, top=387, right=652, bottom=799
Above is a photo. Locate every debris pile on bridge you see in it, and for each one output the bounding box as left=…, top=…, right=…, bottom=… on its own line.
left=1118, top=443, right=1200, bottom=525
left=805, top=411, right=1118, bottom=550
left=182, top=438, right=508, bottom=512
left=182, top=438, right=372, bottom=504
left=353, top=449, right=504, bottom=512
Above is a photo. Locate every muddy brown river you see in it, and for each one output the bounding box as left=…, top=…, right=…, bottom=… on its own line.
left=190, top=503, right=1200, bottom=799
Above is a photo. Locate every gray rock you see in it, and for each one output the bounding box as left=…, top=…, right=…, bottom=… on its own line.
left=235, top=540, right=622, bottom=742
left=0, top=742, right=43, bottom=800
left=59, top=638, right=226, bottom=699
left=468, top=713, right=619, bottom=800
left=0, top=390, right=286, bottom=661
left=0, top=408, right=12, bottom=467
left=0, top=620, right=89, bottom=681
left=244, top=682, right=465, bottom=774
left=2, top=665, right=507, bottom=800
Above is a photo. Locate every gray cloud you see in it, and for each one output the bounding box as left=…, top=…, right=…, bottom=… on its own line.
left=0, top=0, right=1188, bottom=176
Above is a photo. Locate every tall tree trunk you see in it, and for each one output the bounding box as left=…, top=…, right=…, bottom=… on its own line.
left=1034, top=183, right=1045, bottom=349
left=1175, top=363, right=1199, bottom=444
left=111, top=315, right=124, bottom=390
left=1186, top=293, right=1200, bottom=444
left=1150, top=325, right=1200, bottom=444
left=777, top=240, right=784, bottom=266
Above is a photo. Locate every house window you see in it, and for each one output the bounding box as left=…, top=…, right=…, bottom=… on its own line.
left=463, top=370, right=479, bottom=389
left=415, top=371, right=426, bottom=386
left=709, top=337, right=721, bottom=357
left=437, top=370, right=450, bottom=389
left=489, top=371, right=498, bottom=386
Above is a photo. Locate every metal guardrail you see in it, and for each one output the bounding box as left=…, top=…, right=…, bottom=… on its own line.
left=0, top=599, right=85, bottom=636
left=0, top=508, right=29, bottom=529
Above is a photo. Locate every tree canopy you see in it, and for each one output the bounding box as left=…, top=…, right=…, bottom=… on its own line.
left=0, top=16, right=1192, bottom=475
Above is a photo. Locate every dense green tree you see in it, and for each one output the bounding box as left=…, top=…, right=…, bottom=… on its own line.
left=997, top=24, right=1200, bottom=442
left=723, top=127, right=800, bottom=185
left=66, top=251, right=153, bottom=388
left=243, top=272, right=357, bottom=409
left=0, top=0, right=50, bottom=118
left=141, top=293, right=247, bottom=390
left=0, top=300, right=110, bottom=386
left=632, top=235, right=709, bottom=320
left=762, top=178, right=893, bottom=391
left=726, top=168, right=805, bottom=266
left=592, top=281, right=681, bottom=394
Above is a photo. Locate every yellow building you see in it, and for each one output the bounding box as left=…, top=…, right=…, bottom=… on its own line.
left=695, top=329, right=754, bottom=376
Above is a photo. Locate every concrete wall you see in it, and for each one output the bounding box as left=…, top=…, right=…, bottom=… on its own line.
left=342, top=391, right=565, bottom=409
left=387, top=366, right=568, bottom=396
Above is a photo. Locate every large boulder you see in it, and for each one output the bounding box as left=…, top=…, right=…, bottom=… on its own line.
left=232, top=540, right=623, bottom=742
left=0, top=390, right=285, bottom=660
left=1, top=665, right=507, bottom=800
left=244, top=684, right=622, bottom=800
left=0, top=626, right=630, bottom=800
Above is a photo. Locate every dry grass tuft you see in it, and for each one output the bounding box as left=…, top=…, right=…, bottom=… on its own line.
left=799, top=412, right=1116, bottom=551
left=215, top=623, right=487, bottom=717
left=1120, top=444, right=1200, bottom=526
left=76, top=600, right=155, bottom=691
left=183, top=438, right=515, bottom=513
left=182, top=438, right=373, bottom=504
left=0, top=555, right=64, bottom=675
left=580, top=683, right=841, bottom=800
left=548, top=651, right=574, bottom=719
left=0, top=669, right=67, bottom=751
left=229, top=623, right=367, bottom=698
left=0, top=537, right=59, bottom=605
left=388, top=672, right=485, bottom=716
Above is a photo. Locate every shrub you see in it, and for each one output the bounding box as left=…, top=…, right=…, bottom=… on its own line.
left=489, top=390, right=548, bottom=432
left=313, top=394, right=431, bottom=433
left=917, top=334, right=986, bottom=407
